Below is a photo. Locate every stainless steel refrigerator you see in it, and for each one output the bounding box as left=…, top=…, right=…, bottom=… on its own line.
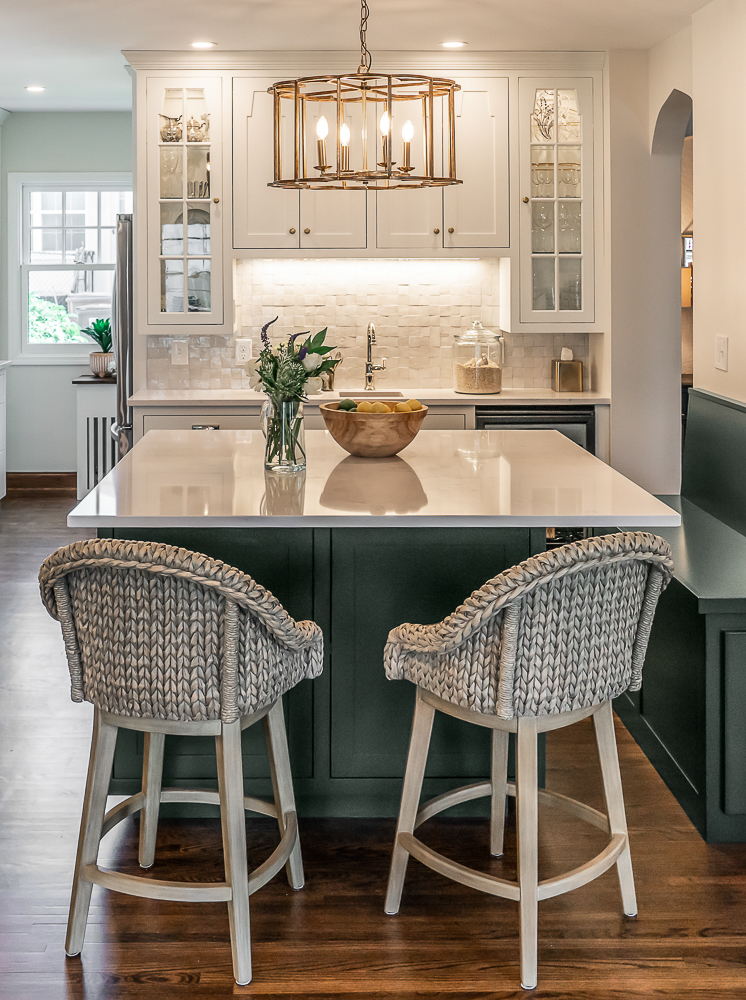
left=111, top=214, right=133, bottom=460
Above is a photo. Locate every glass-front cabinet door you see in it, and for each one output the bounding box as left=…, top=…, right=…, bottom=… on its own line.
left=518, top=78, right=594, bottom=324
left=146, top=78, right=223, bottom=326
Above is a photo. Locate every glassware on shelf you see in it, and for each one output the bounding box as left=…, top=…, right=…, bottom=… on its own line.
left=557, top=201, right=581, bottom=254
left=186, top=147, right=210, bottom=198
left=531, top=146, right=554, bottom=198
left=160, top=147, right=182, bottom=199
left=160, top=259, right=184, bottom=313
left=185, top=88, right=210, bottom=142
left=532, top=258, right=555, bottom=311
left=558, top=146, right=581, bottom=197
left=558, top=258, right=582, bottom=310
left=532, top=201, right=554, bottom=253
left=187, top=259, right=211, bottom=312
left=160, top=89, right=183, bottom=141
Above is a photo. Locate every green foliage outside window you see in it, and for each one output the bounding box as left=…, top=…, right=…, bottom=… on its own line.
left=28, top=292, right=86, bottom=344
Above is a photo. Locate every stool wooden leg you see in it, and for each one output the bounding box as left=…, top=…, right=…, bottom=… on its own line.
left=139, top=732, right=165, bottom=869
left=65, top=709, right=118, bottom=958
left=385, top=689, right=435, bottom=915
left=516, top=716, right=539, bottom=991
left=593, top=701, right=637, bottom=917
left=217, top=720, right=252, bottom=986
left=490, top=729, right=510, bottom=856
left=264, top=699, right=304, bottom=889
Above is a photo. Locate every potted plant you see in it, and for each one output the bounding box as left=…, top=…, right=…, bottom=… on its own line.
left=82, top=318, right=114, bottom=378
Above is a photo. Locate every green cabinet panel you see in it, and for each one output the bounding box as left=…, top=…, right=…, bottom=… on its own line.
left=329, top=528, right=530, bottom=778
left=724, top=632, right=746, bottom=815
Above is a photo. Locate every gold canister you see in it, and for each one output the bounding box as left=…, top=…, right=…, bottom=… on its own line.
left=551, top=360, right=583, bottom=392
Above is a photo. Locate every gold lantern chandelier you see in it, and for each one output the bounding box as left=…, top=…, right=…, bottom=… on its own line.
left=268, top=0, right=462, bottom=191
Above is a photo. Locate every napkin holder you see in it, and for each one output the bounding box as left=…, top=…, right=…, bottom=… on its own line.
left=551, top=359, right=583, bottom=393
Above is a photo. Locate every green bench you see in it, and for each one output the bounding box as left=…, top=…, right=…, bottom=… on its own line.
left=616, top=388, right=746, bottom=841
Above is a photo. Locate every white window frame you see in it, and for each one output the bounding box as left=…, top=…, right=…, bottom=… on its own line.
left=8, top=172, right=132, bottom=365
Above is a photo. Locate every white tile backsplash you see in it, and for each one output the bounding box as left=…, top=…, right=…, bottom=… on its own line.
left=147, top=258, right=589, bottom=391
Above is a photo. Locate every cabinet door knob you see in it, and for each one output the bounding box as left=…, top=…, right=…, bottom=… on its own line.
left=523, top=196, right=529, bottom=203
left=448, top=227, right=454, bottom=234
left=433, top=227, right=440, bottom=234
left=289, top=228, right=296, bottom=234
left=304, top=228, right=311, bottom=234
left=213, top=197, right=220, bottom=204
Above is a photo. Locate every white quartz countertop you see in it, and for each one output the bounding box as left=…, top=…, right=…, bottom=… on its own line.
left=128, top=387, right=610, bottom=407
left=69, top=429, right=678, bottom=529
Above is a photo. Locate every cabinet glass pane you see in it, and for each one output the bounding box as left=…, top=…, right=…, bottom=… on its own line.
left=558, top=147, right=581, bottom=197
left=187, top=259, right=211, bottom=312
left=531, top=146, right=554, bottom=198
left=558, top=258, right=581, bottom=310
left=160, top=88, right=184, bottom=143
left=160, top=147, right=183, bottom=199
left=185, top=88, right=210, bottom=143
left=532, top=201, right=554, bottom=253
left=186, top=147, right=210, bottom=199
left=186, top=202, right=210, bottom=255
left=558, top=201, right=581, bottom=253
left=532, top=258, right=555, bottom=310
left=160, top=202, right=184, bottom=255
left=161, top=259, right=184, bottom=313
left=557, top=90, right=580, bottom=142
left=531, top=90, right=555, bottom=142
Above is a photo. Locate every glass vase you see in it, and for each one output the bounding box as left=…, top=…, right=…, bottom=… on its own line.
left=261, top=397, right=306, bottom=473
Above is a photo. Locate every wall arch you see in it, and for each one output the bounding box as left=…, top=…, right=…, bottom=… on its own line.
left=652, top=88, right=693, bottom=155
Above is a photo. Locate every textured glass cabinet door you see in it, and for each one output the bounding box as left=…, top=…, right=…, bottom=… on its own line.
left=518, top=78, right=594, bottom=324
left=146, top=77, right=224, bottom=326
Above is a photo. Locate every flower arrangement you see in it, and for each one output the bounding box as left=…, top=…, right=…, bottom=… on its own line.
left=245, top=317, right=340, bottom=473
left=244, top=316, right=338, bottom=399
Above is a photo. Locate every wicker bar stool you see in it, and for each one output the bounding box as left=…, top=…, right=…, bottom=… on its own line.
left=383, top=532, right=674, bottom=990
left=39, top=538, right=323, bottom=986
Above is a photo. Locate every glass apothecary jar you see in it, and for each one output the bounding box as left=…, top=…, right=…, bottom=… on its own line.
left=453, top=321, right=505, bottom=394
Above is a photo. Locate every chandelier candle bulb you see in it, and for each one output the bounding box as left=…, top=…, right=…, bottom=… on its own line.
left=379, top=110, right=391, bottom=167
left=402, top=119, right=414, bottom=171
left=340, top=121, right=351, bottom=171
left=316, top=116, right=329, bottom=171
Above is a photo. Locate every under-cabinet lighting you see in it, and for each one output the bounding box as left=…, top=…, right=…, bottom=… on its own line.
left=191, top=41, right=216, bottom=49
left=441, top=41, right=466, bottom=48
left=25, top=86, right=45, bottom=92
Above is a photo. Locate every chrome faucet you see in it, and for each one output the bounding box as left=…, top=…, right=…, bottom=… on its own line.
left=364, top=322, right=386, bottom=391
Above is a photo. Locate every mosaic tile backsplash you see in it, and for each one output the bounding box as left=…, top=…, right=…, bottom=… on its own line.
left=147, top=258, right=590, bottom=391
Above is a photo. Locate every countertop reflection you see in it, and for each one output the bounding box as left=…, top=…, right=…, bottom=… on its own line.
left=69, top=429, right=680, bottom=528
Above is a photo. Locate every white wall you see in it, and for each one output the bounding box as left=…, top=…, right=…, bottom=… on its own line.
left=0, top=112, right=131, bottom=472
left=692, top=0, right=746, bottom=403
left=649, top=25, right=692, bottom=146
left=607, top=50, right=682, bottom=494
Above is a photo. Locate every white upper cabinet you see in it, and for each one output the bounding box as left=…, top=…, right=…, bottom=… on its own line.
left=145, top=77, right=225, bottom=328
left=444, top=78, right=509, bottom=249
left=233, top=77, right=366, bottom=250
left=518, top=78, right=595, bottom=324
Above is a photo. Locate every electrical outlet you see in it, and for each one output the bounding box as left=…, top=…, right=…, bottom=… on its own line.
left=716, top=335, right=729, bottom=371
left=171, top=340, right=189, bottom=366
left=235, top=338, right=253, bottom=365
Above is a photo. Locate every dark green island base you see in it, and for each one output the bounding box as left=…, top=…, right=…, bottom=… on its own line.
left=101, top=526, right=547, bottom=817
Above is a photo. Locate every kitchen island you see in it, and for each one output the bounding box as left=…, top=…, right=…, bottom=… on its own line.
left=69, top=429, right=678, bottom=816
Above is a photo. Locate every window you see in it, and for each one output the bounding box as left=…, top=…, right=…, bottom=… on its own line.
left=8, top=173, right=132, bottom=362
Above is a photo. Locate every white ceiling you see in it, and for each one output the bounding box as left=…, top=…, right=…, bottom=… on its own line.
left=0, top=0, right=709, bottom=112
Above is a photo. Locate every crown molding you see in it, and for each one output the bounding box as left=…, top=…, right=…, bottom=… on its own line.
left=122, top=49, right=606, bottom=74
left=0, top=109, right=10, bottom=126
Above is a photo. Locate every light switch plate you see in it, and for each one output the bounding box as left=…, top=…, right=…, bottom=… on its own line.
left=171, top=340, right=189, bottom=366
left=235, top=338, right=253, bottom=364
left=716, top=335, right=729, bottom=371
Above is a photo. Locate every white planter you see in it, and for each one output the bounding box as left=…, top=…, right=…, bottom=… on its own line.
left=89, top=352, right=114, bottom=378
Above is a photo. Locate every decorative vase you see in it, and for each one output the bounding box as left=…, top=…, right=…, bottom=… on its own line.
left=89, top=352, right=114, bottom=378
left=261, top=397, right=306, bottom=473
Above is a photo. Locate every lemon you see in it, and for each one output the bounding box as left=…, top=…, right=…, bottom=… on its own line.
left=406, top=399, right=422, bottom=411
left=394, top=401, right=410, bottom=413
left=356, top=400, right=373, bottom=413
left=371, top=401, right=391, bottom=413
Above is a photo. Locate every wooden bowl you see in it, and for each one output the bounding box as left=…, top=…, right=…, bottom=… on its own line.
left=319, top=401, right=428, bottom=458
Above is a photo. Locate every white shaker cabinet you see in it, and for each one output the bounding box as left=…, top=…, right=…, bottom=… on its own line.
left=233, top=78, right=366, bottom=251
left=0, top=366, right=7, bottom=500
left=144, top=76, right=227, bottom=330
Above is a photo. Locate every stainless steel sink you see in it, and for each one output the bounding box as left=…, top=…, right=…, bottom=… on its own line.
left=338, top=390, right=404, bottom=398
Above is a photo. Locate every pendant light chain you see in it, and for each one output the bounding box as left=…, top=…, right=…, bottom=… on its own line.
left=358, top=0, right=372, bottom=74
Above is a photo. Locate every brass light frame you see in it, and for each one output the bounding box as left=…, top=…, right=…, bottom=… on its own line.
left=267, top=2, right=462, bottom=191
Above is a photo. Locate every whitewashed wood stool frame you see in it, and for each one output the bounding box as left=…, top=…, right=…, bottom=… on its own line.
left=385, top=689, right=636, bottom=991
left=65, top=697, right=304, bottom=986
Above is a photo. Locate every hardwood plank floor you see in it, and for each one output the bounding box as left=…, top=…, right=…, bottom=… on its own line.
left=2, top=496, right=746, bottom=998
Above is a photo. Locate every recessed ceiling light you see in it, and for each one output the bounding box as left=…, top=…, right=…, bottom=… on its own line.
left=25, top=86, right=45, bottom=92
left=191, top=41, right=216, bottom=49
left=441, top=41, right=466, bottom=48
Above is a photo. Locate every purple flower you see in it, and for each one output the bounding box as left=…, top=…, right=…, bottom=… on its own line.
left=297, top=345, right=308, bottom=360
left=261, top=316, right=278, bottom=349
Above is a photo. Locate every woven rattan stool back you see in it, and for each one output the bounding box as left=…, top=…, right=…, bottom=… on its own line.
left=39, top=538, right=323, bottom=724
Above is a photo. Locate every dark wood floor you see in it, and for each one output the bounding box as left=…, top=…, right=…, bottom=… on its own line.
left=2, top=495, right=746, bottom=999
